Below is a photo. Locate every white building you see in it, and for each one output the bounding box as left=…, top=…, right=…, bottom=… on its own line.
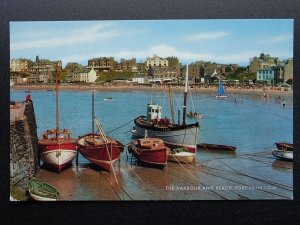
left=73, top=68, right=97, bottom=83
left=132, top=76, right=145, bottom=84
left=39, top=74, right=49, bottom=83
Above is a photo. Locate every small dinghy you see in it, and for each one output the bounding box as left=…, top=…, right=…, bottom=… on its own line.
left=272, top=149, right=293, bottom=161
left=168, top=147, right=195, bottom=163
left=128, top=137, right=169, bottom=168
left=27, top=179, right=60, bottom=201
left=275, top=142, right=293, bottom=151
left=104, top=97, right=115, bottom=101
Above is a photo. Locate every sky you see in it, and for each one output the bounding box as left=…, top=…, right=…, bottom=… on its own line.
left=10, top=19, right=293, bottom=67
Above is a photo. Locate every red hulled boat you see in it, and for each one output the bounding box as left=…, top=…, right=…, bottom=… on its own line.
left=77, top=91, right=124, bottom=172
left=128, top=137, right=169, bottom=168
left=38, top=69, right=77, bottom=173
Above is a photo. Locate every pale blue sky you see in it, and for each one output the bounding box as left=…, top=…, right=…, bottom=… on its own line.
left=10, top=19, right=293, bottom=67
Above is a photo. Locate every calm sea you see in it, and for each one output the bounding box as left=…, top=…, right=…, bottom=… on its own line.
left=11, top=89, right=293, bottom=159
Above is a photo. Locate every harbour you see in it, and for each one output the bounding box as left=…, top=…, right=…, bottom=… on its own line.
left=10, top=87, right=293, bottom=200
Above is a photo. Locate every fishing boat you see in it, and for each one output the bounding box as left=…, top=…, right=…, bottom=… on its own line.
left=197, top=143, right=237, bottom=151
left=132, top=65, right=199, bottom=153
left=216, top=79, right=228, bottom=98
left=77, top=92, right=124, bottom=172
left=187, top=111, right=201, bottom=119
left=128, top=137, right=169, bottom=168
left=275, top=142, right=293, bottom=151
left=27, top=178, right=59, bottom=201
left=38, top=69, right=77, bottom=173
left=168, top=146, right=195, bottom=163
left=104, top=97, right=115, bottom=101
left=272, top=149, right=293, bottom=161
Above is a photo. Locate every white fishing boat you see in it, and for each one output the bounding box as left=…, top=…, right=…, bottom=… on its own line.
left=272, top=149, right=293, bottom=161
left=132, top=65, right=199, bottom=153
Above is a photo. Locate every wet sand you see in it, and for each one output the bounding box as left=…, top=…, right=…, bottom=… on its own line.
left=36, top=150, right=293, bottom=200
left=11, top=83, right=293, bottom=97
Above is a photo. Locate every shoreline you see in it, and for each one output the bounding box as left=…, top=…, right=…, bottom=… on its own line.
left=11, top=84, right=293, bottom=97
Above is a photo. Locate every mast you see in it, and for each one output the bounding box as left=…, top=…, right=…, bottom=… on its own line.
left=92, top=91, right=95, bottom=139
left=182, top=65, right=188, bottom=125
left=168, top=84, right=175, bottom=124
left=55, top=68, right=59, bottom=140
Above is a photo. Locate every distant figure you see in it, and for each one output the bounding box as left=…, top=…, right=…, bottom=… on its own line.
left=278, top=94, right=282, bottom=101
left=234, top=98, right=237, bottom=103
left=282, top=101, right=286, bottom=109
left=263, top=92, right=267, bottom=101
left=26, top=94, right=31, bottom=102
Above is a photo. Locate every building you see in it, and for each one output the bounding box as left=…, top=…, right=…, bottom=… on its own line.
left=132, top=74, right=145, bottom=84
left=249, top=53, right=280, bottom=73
left=88, top=57, right=115, bottom=72
left=148, top=66, right=179, bottom=82
left=284, top=58, right=293, bottom=83
left=70, top=68, right=97, bottom=83
left=146, top=55, right=168, bottom=69
left=31, top=56, right=62, bottom=75
left=256, top=68, right=276, bottom=85
left=10, top=59, right=32, bottom=72
left=115, top=58, right=137, bottom=72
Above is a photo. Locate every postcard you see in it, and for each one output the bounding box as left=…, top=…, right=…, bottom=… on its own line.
left=9, top=19, right=293, bottom=201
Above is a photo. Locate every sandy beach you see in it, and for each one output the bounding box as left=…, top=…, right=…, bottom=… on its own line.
left=11, top=83, right=293, bottom=97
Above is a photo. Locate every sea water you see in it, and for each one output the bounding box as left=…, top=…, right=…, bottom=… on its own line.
left=11, top=89, right=293, bottom=158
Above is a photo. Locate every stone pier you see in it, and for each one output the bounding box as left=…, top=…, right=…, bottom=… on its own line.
left=10, top=100, right=39, bottom=200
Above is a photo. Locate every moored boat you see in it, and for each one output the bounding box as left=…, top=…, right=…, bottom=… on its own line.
left=77, top=133, right=124, bottom=171
left=38, top=69, right=77, bottom=173
left=272, top=149, right=293, bottom=161
left=275, top=142, right=293, bottom=151
left=197, top=143, right=237, bottom=151
left=128, top=137, right=169, bottom=168
left=77, top=91, right=124, bottom=172
left=27, top=178, right=59, bottom=201
left=187, top=111, right=201, bottom=119
left=168, top=147, right=195, bottom=163
left=104, top=97, right=115, bottom=101
left=132, top=65, right=199, bottom=153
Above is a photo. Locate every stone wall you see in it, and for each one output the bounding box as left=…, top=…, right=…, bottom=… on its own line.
left=10, top=100, right=39, bottom=200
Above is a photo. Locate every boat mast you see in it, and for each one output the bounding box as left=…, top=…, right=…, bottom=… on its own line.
left=92, top=91, right=95, bottom=139
left=182, top=65, right=188, bottom=125
left=55, top=67, right=59, bottom=140
left=168, top=84, right=175, bottom=124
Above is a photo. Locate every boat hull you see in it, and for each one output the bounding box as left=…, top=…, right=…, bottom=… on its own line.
left=272, top=149, right=293, bottom=161
left=77, top=134, right=124, bottom=172
left=133, top=116, right=199, bottom=153
left=128, top=144, right=168, bottom=167
left=39, top=141, right=77, bottom=172
left=28, top=190, right=58, bottom=201
left=197, top=143, right=236, bottom=151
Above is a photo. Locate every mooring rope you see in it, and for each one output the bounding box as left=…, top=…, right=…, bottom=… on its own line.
left=106, top=119, right=134, bottom=134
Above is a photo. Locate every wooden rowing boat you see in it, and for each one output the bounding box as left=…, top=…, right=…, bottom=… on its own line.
left=275, top=142, right=293, bottom=151
left=128, top=138, right=169, bottom=168
left=27, top=179, right=59, bottom=201
left=168, top=147, right=195, bottom=163
left=197, top=143, right=236, bottom=151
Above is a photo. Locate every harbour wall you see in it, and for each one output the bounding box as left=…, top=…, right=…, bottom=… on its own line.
left=10, top=100, right=39, bottom=200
